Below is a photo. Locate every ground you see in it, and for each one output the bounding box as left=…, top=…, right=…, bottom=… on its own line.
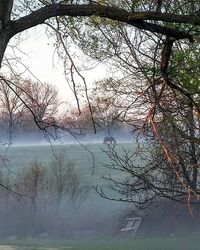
left=0, top=144, right=200, bottom=249
left=0, top=236, right=200, bottom=250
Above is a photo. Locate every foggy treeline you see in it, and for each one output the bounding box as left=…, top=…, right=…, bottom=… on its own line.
left=0, top=154, right=96, bottom=239
left=0, top=151, right=126, bottom=239
left=0, top=76, right=137, bottom=145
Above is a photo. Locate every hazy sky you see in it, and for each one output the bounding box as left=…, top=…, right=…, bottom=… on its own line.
left=3, top=25, right=108, bottom=105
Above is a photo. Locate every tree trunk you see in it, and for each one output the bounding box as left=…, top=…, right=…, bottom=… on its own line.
left=0, top=30, right=10, bottom=67
left=188, top=104, right=198, bottom=192
left=8, top=119, right=13, bottom=144
left=0, top=0, right=13, bottom=67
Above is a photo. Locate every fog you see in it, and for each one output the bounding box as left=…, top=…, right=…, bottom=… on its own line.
left=1, top=128, right=136, bottom=146
left=0, top=192, right=126, bottom=239
left=0, top=134, right=199, bottom=241
left=0, top=138, right=128, bottom=240
left=0, top=187, right=199, bottom=240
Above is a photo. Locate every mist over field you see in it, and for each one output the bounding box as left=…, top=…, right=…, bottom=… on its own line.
left=2, top=128, right=136, bottom=146
left=0, top=141, right=131, bottom=240
left=0, top=140, right=198, bottom=244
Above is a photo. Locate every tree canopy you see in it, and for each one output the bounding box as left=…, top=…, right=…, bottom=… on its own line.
left=1, top=0, right=200, bottom=208
left=0, top=1, right=199, bottom=106
left=0, top=0, right=199, bottom=66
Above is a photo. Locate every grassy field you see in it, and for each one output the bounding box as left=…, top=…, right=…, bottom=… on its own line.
left=0, top=142, right=134, bottom=214
left=0, top=235, right=200, bottom=250
left=1, top=143, right=199, bottom=249
left=3, top=143, right=133, bottom=170
left=1, top=143, right=135, bottom=187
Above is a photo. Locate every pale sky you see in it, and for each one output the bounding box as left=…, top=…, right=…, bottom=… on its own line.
left=3, top=25, right=109, bottom=106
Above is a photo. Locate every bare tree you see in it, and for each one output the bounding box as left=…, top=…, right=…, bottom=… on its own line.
left=0, top=76, right=60, bottom=141
left=50, top=153, right=90, bottom=210
left=0, top=78, right=24, bottom=144
left=61, top=106, right=93, bottom=136
left=20, top=160, right=47, bottom=211
left=89, top=78, right=126, bottom=136
left=68, top=5, right=199, bottom=209
left=95, top=85, right=200, bottom=211
left=21, top=79, right=60, bottom=132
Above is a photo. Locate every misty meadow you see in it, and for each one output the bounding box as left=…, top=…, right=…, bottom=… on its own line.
left=1, top=0, right=200, bottom=249
left=0, top=143, right=199, bottom=250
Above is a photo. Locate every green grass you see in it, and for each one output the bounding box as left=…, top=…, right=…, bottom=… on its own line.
left=2, top=143, right=137, bottom=208
left=2, top=143, right=134, bottom=184
left=1, top=235, right=200, bottom=250
left=3, top=143, right=131, bottom=167
left=1, top=143, right=199, bottom=249
left=0, top=142, right=133, bottom=210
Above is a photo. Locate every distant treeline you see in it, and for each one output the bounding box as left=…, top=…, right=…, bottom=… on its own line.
left=0, top=154, right=92, bottom=238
